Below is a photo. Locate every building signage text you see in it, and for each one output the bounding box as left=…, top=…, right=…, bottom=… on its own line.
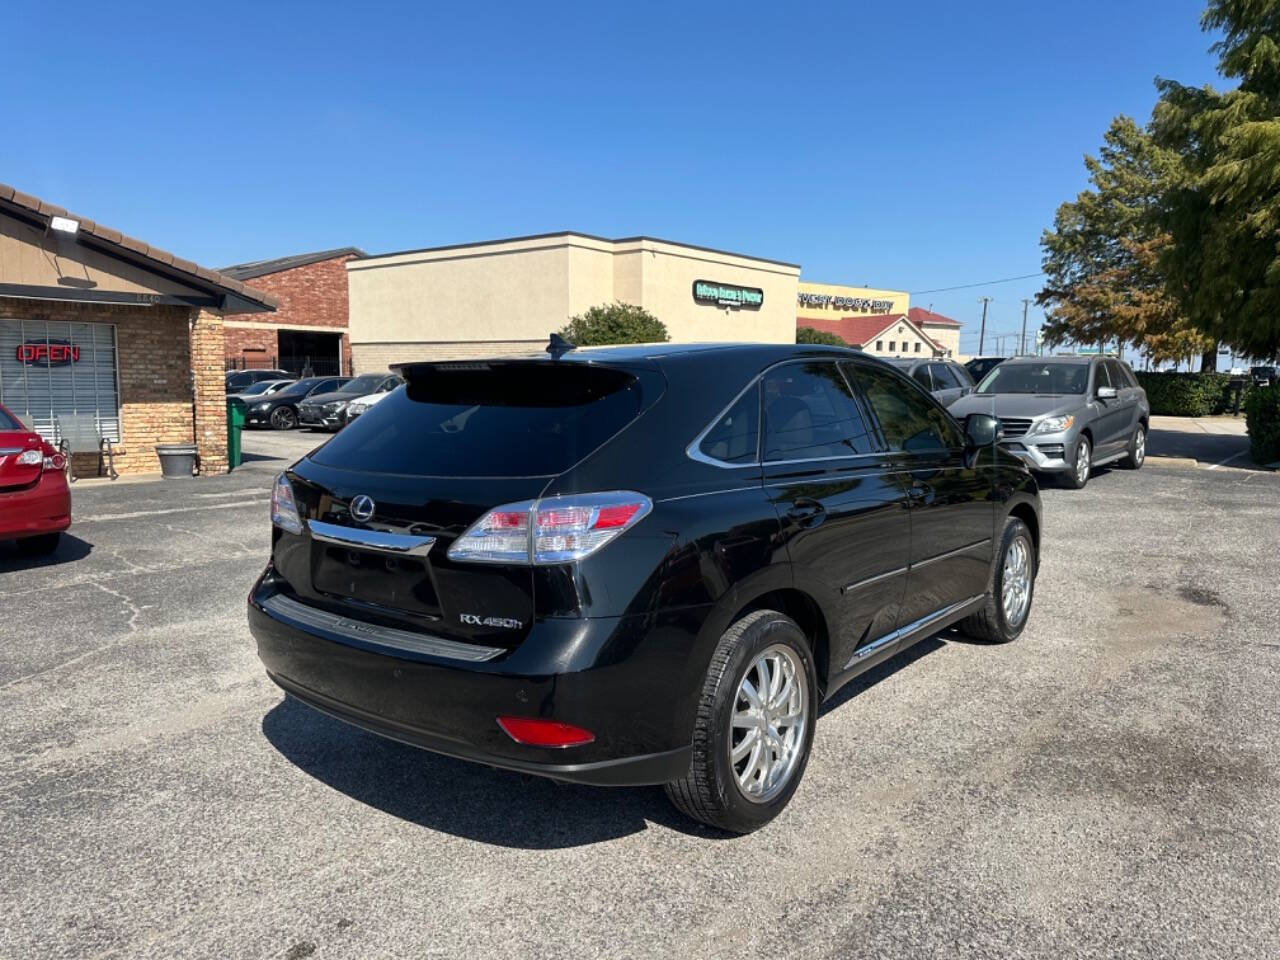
left=16, top=341, right=81, bottom=366
left=797, top=293, right=894, bottom=312
left=693, top=280, right=764, bottom=309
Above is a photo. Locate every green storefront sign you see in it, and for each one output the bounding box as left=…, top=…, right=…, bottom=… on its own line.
left=693, top=280, right=764, bottom=309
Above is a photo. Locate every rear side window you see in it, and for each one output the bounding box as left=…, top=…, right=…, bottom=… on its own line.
left=950, top=363, right=975, bottom=387
left=847, top=363, right=964, bottom=453
left=761, top=362, right=876, bottom=461
left=312, top=362, right=647, bottom=477
left=911, top=367, right=933, bottom=390
left=929, top=364, right=959, bottom=389
left=699, top=385, right=759, bottom=464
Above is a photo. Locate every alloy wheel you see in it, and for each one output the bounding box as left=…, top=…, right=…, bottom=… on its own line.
left=1001, top=535, right=1032, bottom=627
left=1134, top=427, right=1146, bottom=466
left=1075, top=440, right=1090, bottom=485
left=272, top=407, right=295, bottom=430
left=728, top=643, right=809, bottom=804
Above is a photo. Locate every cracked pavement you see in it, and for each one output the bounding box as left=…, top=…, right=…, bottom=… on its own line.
left=1, top=433, right=1278, bottom=959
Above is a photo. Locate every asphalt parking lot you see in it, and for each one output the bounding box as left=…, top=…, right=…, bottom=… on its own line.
left=3, top=430, right=1278, bottom=960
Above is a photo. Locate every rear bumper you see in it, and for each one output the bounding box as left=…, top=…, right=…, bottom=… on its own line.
left=0, top=471, right=71, bottom=539
left=248, top=572, right=696, bottom=786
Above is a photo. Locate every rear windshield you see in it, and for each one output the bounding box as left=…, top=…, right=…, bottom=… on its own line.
left=0, top=407, right=21, bottom=430
left=312, top=362, right=646, bottom=476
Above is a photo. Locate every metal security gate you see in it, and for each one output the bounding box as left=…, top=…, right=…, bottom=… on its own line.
left=0, top=318, right=121, bottom=445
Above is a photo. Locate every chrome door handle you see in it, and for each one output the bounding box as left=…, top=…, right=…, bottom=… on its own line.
left=309, top=520, right=436, bottom=557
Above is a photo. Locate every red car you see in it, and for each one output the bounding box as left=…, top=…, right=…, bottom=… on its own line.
left=0, top=403, right=70, bottom=556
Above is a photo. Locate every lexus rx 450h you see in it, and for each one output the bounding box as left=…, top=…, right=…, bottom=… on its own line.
left=248, top=343, right=1041, bottom=832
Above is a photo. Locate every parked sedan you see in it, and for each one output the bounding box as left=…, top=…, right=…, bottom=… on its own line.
left=0, top=403, right=70, bottom=556
left=226, top=368, right=291, bottom=393
left=949, top=355, right=1149, bottom=488
left=884, top=358, right=974, bottom=406
left=341, top=376, right=403, bottom=424
left=244, top=377, right=351, bottom=430
left=227, top=378, right=295, bottom=404
left=249, top=344, right=1041, bottom=833
left=297, top=374, right=399, bottom=431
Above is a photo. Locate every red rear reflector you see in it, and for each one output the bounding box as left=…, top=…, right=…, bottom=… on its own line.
left=593, top=503, right=643, bottom=529
left=486, top=511, right=528, bottom=530
left=497, top=716, right=595, bottom=748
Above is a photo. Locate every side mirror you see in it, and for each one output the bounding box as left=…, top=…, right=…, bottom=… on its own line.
left=1097, top=385, right=1118, bottom=400
left=964, top=413, right=1002, bottom=448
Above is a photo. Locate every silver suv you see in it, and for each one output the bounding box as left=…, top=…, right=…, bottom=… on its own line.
left=949, top=355, right=1149, bottom=489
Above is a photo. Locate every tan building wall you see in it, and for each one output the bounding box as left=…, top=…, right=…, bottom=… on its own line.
left=863, top=317, right=939, bottom=359
left=796, top=281, right=910, bottom=328
left=918, top=323, right=960, bottom=358
left=347, top=233, right=800, bottom=372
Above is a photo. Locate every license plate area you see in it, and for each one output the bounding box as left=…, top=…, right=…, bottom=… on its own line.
left=312, top=544, right=441, bottom=613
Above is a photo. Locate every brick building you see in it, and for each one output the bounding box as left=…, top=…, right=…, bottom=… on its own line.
left=221, top=248, right=363, bottom=376
left=0, top=183, right=276, bottom=476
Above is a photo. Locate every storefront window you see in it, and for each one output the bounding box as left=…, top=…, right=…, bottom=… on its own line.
left=0, top=319, right=121, bottom=443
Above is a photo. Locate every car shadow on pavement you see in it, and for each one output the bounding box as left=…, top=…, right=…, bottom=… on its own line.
left=0, top=533, right=93, bottom=572
left=261, top=695, right=715, bottom=848
left=818, top=637, right=946, bottom=718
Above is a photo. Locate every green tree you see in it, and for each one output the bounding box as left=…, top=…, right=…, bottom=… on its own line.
left=796, top=326, right=848, bottom=346
left=558, top=301, right=669, bottom=346
left=1152, top=0, right=1280, bottom=363
left=1037, top=117, right=1209, bottom=363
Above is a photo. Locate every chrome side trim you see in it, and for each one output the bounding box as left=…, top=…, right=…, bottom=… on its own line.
left=261, top=593, right=503, bottom=663
left=308, top=519, right=436, bottom=557
left=910, top=538, right=992, bottom=570
left=841, top=565, right=909, bottom=594
left=845, top=594, right=983, bottom=668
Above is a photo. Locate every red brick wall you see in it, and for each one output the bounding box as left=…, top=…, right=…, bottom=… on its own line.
left=223, top=254, right=354, bottom=372
left=225, top=326, right=277, bottom=364
left=0, top=297, right=228, bottom=476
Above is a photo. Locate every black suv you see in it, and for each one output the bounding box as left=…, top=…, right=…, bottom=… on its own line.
left=249, top=344, right=1041, bottom=832
left=226, top=368, right=291, bottom=393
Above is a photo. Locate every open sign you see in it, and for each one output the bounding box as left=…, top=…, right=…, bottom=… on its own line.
left=16, top=341, right=80, bottom=366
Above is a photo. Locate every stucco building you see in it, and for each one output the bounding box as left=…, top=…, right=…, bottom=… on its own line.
left=0, top=183, right=275, bottom=476
left=346, top=232, right=801, bottom=372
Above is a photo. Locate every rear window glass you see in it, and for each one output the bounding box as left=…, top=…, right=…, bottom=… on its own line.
left=0, top=407, right=21, bottom=430
left=312, top=362, right=646, bottom=476
left=699, top=385, right=759, bottom=464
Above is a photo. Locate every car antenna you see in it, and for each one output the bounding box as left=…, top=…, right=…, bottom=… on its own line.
left=546, top=332, right=575, bottom=358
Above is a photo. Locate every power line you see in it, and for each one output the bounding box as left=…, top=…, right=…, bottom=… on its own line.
left=910, top=272, right=1044, bottom=295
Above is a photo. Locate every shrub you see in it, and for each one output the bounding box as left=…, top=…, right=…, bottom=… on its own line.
left=558, top=302, right=669, bottom=346
left=796, top=326, right=848, bottom=346
left=1244, top=384, right=1280, bottom=465
left=1134, top=371, right=1238, bottom=416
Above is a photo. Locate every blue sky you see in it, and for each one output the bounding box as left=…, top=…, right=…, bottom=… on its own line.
left=7, top=1, right=1223, bottom=352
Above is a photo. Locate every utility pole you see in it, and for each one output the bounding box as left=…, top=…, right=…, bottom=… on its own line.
left=1020, top=299, right=1030, bottom=356
left=978, top=297, right=991, bottom=354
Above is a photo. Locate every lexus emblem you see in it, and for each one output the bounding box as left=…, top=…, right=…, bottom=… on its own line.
left=349, top=495, right=376, bottom=522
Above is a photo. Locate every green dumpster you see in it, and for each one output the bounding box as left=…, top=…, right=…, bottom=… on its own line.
left=226, top=397, right=246, bottom=470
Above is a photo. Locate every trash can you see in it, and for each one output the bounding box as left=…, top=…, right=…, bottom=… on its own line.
left=226, top=397, right=246, bottom=470
left=155, top=444, right=198, bottom=479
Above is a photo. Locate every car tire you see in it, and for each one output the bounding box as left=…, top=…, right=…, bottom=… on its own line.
left=959, top=517, right=1036, bottom=643
left=665, top=610, right=818, bottom=834
left=17, top=533, right=60, bottom=557
left=1120, top=423, right=1146, bottom=470
left=270, top=407, right=296, bottom=430
left=1061, top=435, right=1091, bottom=489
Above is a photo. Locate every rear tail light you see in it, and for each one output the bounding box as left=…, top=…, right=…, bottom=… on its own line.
left=271, top=474, right=305, bottom=534
left=16, top=450, right=42, bottom=466
left=497, top=716, right=595, bottom=748
left=448, top=491, right=651, bottom=565
left=43, top=453, right=66, bottom=471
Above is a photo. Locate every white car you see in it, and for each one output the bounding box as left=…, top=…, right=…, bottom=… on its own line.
left=228, top=379, right=295, bottom=403
left=342, top=378, right=401, bottom=424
